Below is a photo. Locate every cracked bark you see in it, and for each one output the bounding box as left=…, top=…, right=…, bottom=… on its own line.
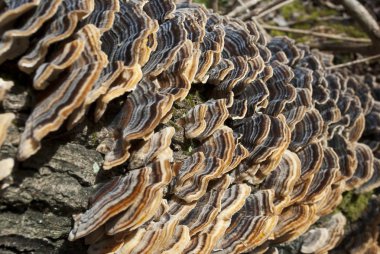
left=0, top=140, right=104, bottom=253
left=0, top=67, right=113, bottom=253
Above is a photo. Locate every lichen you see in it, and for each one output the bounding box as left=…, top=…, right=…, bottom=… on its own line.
left=88, top=132, right=99, bottom=147
left=335, top=191, right=373, bottom=222
left=172, top=89, right=205, bottom=121
left=166, top=89, right=205, bottom=160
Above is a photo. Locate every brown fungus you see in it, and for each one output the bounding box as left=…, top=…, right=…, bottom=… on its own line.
left=0, top=1, right=379, bottom=253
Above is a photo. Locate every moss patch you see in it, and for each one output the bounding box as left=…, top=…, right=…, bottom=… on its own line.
left=166, top=89, right=205, bottom=160
left=193, top=0, right=208, bottom=7
left=268, top=0, right=368, bottom=43
left=279, top=0, right=307, bottom=20
left=328, top=23, right=367, bottom=38
left=279, top=0, right=338, bottom=23
left=172, top=89, right=205, bottom=121
left=335, top=191, right=373, bottom=222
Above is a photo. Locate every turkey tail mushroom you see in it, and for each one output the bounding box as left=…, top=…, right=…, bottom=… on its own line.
left=301, top=213, right=346, bottom=254
left=0, top=112, right=15, bottom=181
left=18, top=24, right=107, bottom=160
left=0, top=0, right=379, bottom=253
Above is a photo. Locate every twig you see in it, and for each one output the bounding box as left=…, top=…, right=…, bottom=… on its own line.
left=256, top=0, right=294, bottom=18
left=319, top=0, right=344, bottom=11
left=223, top=0, right=240, bottom=14
left=338, top=0, right=380, bottom=43
left=227, top=0, right=261, bottom=17
left=311, top=41, right=375, bottom=55
left=261, top=24, right=372, bottom=43
left=239, top=0, right=294, bottom=20
left=326, top=54, right=380, bottom=70
left=209, top=0, right=219, bottom=12
left=287, top=15, right=351, bottom=26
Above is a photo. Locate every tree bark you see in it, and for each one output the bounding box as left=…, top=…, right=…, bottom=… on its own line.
left=0, top=137, right=104, bottom=253
left=0, top=73, right=110, bottom=253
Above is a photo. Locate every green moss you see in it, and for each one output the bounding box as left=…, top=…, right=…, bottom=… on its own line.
left=308, top=7, right=338, bottom=19
left=88, top=132, right=98, bottom=145
left=328, top=23, right=368, bottom=38
left=268, top=1, right=312, bottom=42
left=269, top=29, right=288, bottom=37
left=172, top=89, right=205, bottom=121
left=185, top=91, right=203, bottom=108
left=280, top=0, right=306, bottom=20
left=270, top=0, right=368, bottom=43
left=335, top=191, right=373, bottom=222
left=280, top=0, right=338, bottom=21
left=167, top=89, right=206, bottom=157
left=193, top=0, right=208, bottom=6
left=193, top=0, right=214, bottom=8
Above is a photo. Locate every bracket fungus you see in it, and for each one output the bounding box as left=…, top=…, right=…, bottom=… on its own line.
left=301, top=213, right=346, bottom=254
left=0, top=112, right=15, bottom=182
left=0, top=78, right=14, bottom=182
left=0, top=0, right=380, bottom=253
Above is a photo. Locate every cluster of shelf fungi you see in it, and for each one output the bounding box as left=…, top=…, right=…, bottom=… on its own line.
left=0, top=0, right=380, bottom=253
